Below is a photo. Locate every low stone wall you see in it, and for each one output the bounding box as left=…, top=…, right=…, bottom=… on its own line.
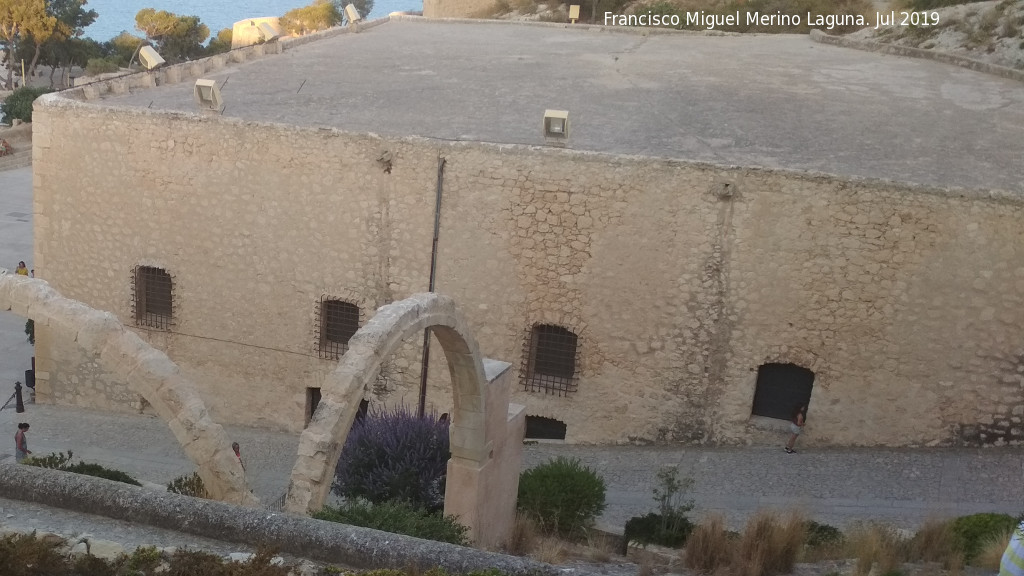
left=0, top=464, right=556, bottom=575
left=62, top=17, right=391, bottom=102
left=809, top=29, right=1024, bottom=83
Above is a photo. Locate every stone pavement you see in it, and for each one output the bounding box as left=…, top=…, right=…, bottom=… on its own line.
left=1, top=402, right=1021, bottom=534
left=0, top=166, right=33, bottom=393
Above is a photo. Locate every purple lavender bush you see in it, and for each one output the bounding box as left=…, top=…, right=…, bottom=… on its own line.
left=332, top=403, right=450, bottom=512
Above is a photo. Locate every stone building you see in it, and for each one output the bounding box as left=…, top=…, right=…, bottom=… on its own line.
left=29, top=19, right=1024, bottom=446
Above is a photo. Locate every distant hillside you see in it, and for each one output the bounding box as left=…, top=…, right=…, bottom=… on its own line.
left=851, top=0, right=1024, bottom=70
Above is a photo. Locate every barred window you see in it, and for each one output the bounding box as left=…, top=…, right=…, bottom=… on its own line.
left=133, top=266, right=173, bottom=330
left=523, top=324, right=579, bottom=395
left=318, top=298, right=360, bottom=359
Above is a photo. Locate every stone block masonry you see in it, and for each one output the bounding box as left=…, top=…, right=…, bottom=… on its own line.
left=30, top=95, right=1024, bottom=447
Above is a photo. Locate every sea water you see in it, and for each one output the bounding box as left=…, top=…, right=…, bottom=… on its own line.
left=81, top=0, right=420, bottom=42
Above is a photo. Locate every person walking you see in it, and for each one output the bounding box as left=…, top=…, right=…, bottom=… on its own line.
left=784, top=404, right=806, bottom=454
left=14, top=261, right=29, bottom=276
left=14, top=422, right=32, bottom=462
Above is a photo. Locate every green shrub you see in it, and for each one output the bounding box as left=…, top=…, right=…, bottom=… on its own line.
left=21, top=451, right=74, bottom=469
left=951, top=512, right=1017, bottom=562
left=517, top=456, right=606, bottom=539
left=805, top=520, right=844, bottom=548
left=314, top=499, right=470, bottom=545
left=85, top=57, right=120, bottom=76
left=61, top=462, right=142, bottom=486
left=0, top=532, right=66, bottom=575
left=623, top=467, right=695, bottom=550
left=167, top=472, right=209, bottom=498
left=22, top=451, right=141, bottom=486
left=24, top=319, right=33, bottom=345
left=0, top=86, right=53, bottom=124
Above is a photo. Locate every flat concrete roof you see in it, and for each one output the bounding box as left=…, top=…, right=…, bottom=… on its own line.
left=101, top=20, right=1024, bottom=192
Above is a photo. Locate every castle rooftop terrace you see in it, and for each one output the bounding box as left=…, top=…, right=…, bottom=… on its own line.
left=98, top=19, right=1024, bottom=192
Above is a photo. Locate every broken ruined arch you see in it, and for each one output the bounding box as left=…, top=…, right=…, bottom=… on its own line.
left=283, top=292, right=491, bottom=514
left=0, top=273, right=255, bottom=505
left=1, top=273, right=497, bottom=526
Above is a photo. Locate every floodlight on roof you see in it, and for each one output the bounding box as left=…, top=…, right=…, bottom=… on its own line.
left=257, top=21, right=280, bottom=42
left=569, top=5, right=581, bottom=22
left=194, top=79, right=223, bottom=114
left=345, top=4, right=363, bottom=23
left=543, top=110, right=569, bottom=144
left=138, top=45, right=166, bottom=70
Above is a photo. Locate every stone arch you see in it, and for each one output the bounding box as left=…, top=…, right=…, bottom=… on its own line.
left=284, top=292, right=489, bottom=515
left=0, top=273, right=255, bottom=505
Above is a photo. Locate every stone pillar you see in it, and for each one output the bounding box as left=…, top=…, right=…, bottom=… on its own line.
left=444, top=359, right=525, bottom=549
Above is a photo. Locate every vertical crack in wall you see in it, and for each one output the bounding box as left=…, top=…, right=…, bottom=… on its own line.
left=702, top=185, right=738, bottom=443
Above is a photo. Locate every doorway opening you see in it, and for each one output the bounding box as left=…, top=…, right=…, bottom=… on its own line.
left=750, top=363, right=814, bottom=420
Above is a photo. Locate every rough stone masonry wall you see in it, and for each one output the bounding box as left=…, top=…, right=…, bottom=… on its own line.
left=31, top=96, right=1024, bottom=446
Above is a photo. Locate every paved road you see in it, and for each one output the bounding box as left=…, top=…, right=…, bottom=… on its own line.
left=1, top=165, right=1022, bottom=535
left=0, top=166, right=33, bottom=394
left=1, top=403, right=1021, bottom=534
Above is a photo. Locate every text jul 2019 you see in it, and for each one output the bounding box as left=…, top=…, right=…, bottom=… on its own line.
left=602, top=10, right=940, bottom=30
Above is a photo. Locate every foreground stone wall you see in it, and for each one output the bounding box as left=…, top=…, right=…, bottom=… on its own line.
left=0, top=464, right=555, bottom=575
left=31, top=96, right=1024, bottom=446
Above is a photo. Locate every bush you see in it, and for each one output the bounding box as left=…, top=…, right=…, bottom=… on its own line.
left=314, top=499, right=469, bottom=545
left=85, top=57, right=120, bottom=76
left=24, top=319, right=33, bottom=345
left=332, top=403, right=450, bottom=512
left=0, top=532, right=66, bottom=575
left=22, top=451, right=142, bottom=486
left=1, top=86, right=53, bottom=124
left=909, top=519, right=955, bottom=564
left=846, top=523, right=908, bottom=576
left=805, top=520, right=844, bottom=548
left=517, top=456, right=606, bottom=539
left=735, top=511, right=806, bottom=576
left=623, top=467, right=695, bottom=551
left=167, top=472, right=209, bottom=498
left=951, top=512, right=1018, bottom=563
left=684, top=515, right=733, bottom=572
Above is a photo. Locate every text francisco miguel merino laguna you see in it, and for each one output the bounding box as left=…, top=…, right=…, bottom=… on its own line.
left=604, top=10, right=939, bottom=30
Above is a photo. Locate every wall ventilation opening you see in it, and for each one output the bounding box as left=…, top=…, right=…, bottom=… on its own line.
left=750, top=363, right=814, bottom=420
left=525, top=415, right=567, bottom=440
left=305, top=387, right=322, bottom=427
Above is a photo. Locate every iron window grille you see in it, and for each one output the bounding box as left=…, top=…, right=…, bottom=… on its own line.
left=132, top=266, right=173, bottom=330
left=317, top=297, right=360, bottom=360
left=522, top=324, right=579, bottom=396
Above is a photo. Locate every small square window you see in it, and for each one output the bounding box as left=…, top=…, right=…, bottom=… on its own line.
left=317, top=298, right=360, bottom=359
left=523, top=324, right=579, bottom=396
left=133, top=266, right=172, bottom=330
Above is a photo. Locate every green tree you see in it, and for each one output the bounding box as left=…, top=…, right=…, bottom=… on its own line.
left=0, top=0, right=58, bottom=89
left=134, top=8, right=208, bottom=63
left=281, top=0, right=342, bottom=35
left=15, top=0, right=96, bottom=85
left=205, top=27, right=231, bottom=55
left=103, top=30, right=142, bottom=67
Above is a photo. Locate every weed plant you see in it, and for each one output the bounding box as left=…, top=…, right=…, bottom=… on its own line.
left=167, top=472, right=209, bottom=498
left=623, top=466, right=695, bottom=551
